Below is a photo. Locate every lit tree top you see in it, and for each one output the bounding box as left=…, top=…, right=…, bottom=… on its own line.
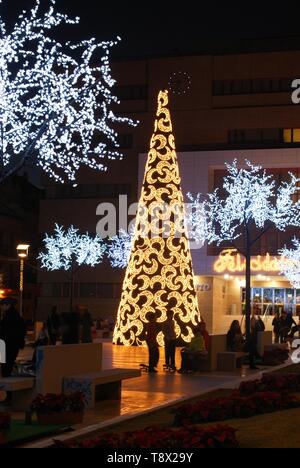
left=279, top=238, right=300, bottom=289
left=188, top=160, right=300, bottom=247
left=0, top=0, right=137, bottom=184
left=38, top=224, right=106, bottom=271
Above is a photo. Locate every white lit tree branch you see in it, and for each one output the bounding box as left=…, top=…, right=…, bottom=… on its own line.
left=107, top=229, right=133, bottom=269
left=188, top=159, right=300, bottom=338
left=279, top=239, right=300, bottom=289
left=38, top=224, right=106, bottom=310
left=0, top=0, right=137, bottom=184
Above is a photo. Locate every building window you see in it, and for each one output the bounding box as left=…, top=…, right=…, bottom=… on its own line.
left=228, top=128, right=281, bottom=145
left=213, top=77, right=294, bottom=96
left=284, top=129, right=300, bottom=143
left=41, top=283, right=61, bottom=298
left=40, top=282, right=121, bottom=299
left=97, top=283, right=114, bottom=299
left=79, top=283, right=97, bottom=298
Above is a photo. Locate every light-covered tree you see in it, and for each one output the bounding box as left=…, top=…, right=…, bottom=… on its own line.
left=38, top=224, right=106, bottom=310
left=107, top=229, right=133, bottom=269
left=188, top=160, right=300, bottom=338
left=279, top=238, right=300, bottom=289
left=0, top=0, right=137, bottom=184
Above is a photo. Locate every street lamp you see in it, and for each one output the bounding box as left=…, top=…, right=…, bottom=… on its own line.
left=16, top=244, right=30, bottom=317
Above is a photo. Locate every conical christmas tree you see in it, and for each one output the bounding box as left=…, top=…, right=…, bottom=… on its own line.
left=113, top=90, right=200, bottom=346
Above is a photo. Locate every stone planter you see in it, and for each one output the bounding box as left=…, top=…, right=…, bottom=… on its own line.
left=36, top=411, right=84, bottom=426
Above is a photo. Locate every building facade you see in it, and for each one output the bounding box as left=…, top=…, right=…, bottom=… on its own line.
left=0, top=175, right=40, bottom=321
left=38, top=45, right=300, bottom=334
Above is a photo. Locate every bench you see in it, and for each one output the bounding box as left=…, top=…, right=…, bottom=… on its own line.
left=0, top=377, right=35, bottom=411
left=36, top=343, right=103, bottom=394
left=63, top=368, right=141, bottom=408
left=217, top=352, right=246, bottom=372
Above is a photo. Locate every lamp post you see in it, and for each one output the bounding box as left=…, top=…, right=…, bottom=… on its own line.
left=16, top=244, right=30, bottom=317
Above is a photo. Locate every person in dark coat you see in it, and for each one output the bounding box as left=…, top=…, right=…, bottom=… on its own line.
left=47, top=306, right=61, bottom=345
left=145, top=313, right=160, bottom=373
left=61, top=308, right=81, bottom=345
left=272, top=312, right=281, bottom=343
left=226, top=320, right=245, bottom=352
left=81, top=309, right=93, bottom=343
left=0, top=297, right=26, bottom=377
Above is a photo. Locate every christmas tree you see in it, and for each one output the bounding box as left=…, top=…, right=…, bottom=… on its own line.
left=113, top=90, right=200, bottom=346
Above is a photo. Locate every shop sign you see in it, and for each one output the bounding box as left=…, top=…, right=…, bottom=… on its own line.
left=196, top=283, right=212, bottom=292
left=214, top=249, right=280, bottom=274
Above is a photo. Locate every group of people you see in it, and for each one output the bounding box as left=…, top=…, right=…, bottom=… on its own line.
left=272, top=311, right=300, bottom=343
left=144, top=311, right=210, bottom=373
left=35, top=306, right=95, bottom=349
left=0, top=300, right=100, bottom=377
left=226, top=316, right=264, bottom=370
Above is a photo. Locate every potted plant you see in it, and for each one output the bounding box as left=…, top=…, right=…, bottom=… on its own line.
left=31, top=392, right=85, bottom=426
left=0, top=412, right=11, bottom=444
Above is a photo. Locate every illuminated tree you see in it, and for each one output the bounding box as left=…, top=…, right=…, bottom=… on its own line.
left=38, top=224, right=106, bottom=310
left=188, top=160, right=300, bottom=339
left=113, top=90, right=200, bottom=347
left=0, top=0, right=136, bottom=184
left=107, top=229, right=133, bottom=269
left=279, top=238, right=300, bottom=288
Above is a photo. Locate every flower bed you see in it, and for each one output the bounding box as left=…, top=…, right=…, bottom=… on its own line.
left=173, top=392, right=300, bottom=426
left=31, top=393, right=85, bottom=415
left=31, top=393, right=85, bottom=425
left=263, top=348, right=289, bottom=366
left=54, top=425, right=239, bottom=449
left=239, top=374, right=300, bottom=396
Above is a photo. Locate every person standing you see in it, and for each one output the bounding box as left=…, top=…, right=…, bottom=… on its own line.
left=272, top=312, right=281, bottom=344
left=280, top=311, right=297, bottom=343
left=0, top=297, right=26, bottom=377
left=162, top=311, right=177, bottom=370
left=199, top=321, right=210, bottom=351
left=47, top=305, right=61, bottom=346
left=145, top=313, right=159, bottom=373
left=81, top=309, right=94, bottom=344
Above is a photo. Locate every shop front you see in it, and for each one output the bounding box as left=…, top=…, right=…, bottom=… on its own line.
left=194, top=249, right=300, bottom=336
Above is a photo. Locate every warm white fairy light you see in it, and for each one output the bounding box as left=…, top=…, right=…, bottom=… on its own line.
left=0, top=0, right=137, bottom=184
left=279, top=239, right=300, bottom=288
left=38, top=224, right=106, bottom=271
left=188, top=160, right=300, bottom=246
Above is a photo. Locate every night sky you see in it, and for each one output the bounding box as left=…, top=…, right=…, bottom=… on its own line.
left=3, top=0, right=300, bottom=58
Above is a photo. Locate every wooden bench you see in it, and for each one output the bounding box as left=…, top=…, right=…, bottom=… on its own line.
left=217, top=352, right=246, bottom=372
left=0, top=377, right=35, bottom=411
left=63, top=368, right=141, bottom=408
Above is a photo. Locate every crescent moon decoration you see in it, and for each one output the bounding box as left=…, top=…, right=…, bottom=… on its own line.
left=113, top=90, right=200, bottom=347
left=168, top=71, right=192, bottom=96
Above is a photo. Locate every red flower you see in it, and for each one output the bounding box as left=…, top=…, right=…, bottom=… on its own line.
left=31, top=392, right=86, bottom=414
left=54, top=425, right=239, bottom=449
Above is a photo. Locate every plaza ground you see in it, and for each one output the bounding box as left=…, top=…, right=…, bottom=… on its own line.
left=16, top=341, right=295, bottom=448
